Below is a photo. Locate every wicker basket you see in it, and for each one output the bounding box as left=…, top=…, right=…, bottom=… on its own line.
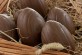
left=0, top=0, right=10, bottom=13
left=0, top=38, right=70, bottom=55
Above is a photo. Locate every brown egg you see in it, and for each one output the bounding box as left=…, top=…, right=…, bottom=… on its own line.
left=13, top=9, right=24, bottom=24
left=0, top=14, right=18, bottom=41
left=47, top=7, right=75, bottom=34
left=41, top=20, right=75, bottom=50
left=16, top=0, right=48, bottom=17
left=17, top=8, right=45, bottom=46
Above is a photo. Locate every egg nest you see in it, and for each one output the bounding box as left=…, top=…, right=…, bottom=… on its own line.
left=8, top=0, right=82, bottom=55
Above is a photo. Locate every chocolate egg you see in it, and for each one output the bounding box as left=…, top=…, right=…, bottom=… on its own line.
left=16, top=0, right=48, bottom=17
left=17, top=8, right=45, bottom=46
left=13, top=9, right=24, bottom=23
left=41, top=20, right=75, bottom=50
left=0, top=14, right=18, bottom=41
left=47, top=7, right=75, bottom=34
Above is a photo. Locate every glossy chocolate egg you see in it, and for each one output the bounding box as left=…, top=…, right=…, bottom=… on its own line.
left=17, top=8, right=45, bottom=46
left=41, top=20, right=75, bottom=50
left=13, top=9, right=24, bottom=23
left=0, top=14, right=18, bottom=41
left=16, top=0, right=48, bottom=17
left=47, top=7, right=75, bottom=34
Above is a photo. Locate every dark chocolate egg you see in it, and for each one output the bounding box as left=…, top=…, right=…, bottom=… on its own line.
left=17, top=8, right=45, bottom=46
left=41, top=20, right=75, bottom=50
left=0, top=14, right=18, bottom=41
left=13, top=9, right=24, bottom=24
left=47, top=7, right=75, bottom=34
